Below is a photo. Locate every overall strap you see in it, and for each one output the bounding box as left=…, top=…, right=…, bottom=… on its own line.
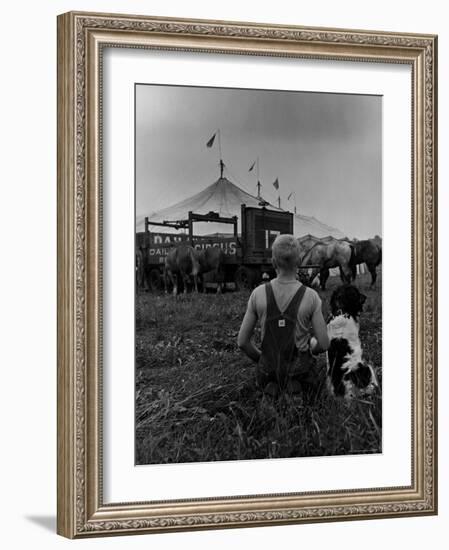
left=265, top=282, right=281, bottom=317
left=283, top=284, right=307, bottom=319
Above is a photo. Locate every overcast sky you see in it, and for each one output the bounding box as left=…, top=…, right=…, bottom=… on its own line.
left=136, top=84, right=382, bottom=239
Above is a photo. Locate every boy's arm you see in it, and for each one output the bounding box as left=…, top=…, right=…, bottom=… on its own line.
left=237, top=308, right=261, bottom=363
left=310, top=306, right=330, bottom=354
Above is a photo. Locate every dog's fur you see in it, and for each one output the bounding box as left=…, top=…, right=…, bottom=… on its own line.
left=326, top=285, right=378, bottom=399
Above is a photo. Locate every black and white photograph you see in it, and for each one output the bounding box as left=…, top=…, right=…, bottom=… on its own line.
left=135, top=83, right=382, bottom=465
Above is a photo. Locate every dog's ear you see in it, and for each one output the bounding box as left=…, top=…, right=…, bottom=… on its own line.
left=343, top=287, right=358, bottom=316
left=330, top=288, right=343, bottom=315
left=330, top=285, right=347, bottom=315
left=343, top=286, right=366, bottom=317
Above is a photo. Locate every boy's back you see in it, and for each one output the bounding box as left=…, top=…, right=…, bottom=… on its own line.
left=247, top=278, right=322, bottom=351
left=237, top=234, right=329, bottom=395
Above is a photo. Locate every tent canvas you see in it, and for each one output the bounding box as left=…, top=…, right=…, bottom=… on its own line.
left=136, top=176, right=345, bottom=239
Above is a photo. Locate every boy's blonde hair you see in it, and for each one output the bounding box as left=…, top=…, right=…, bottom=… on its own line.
left=271, top=234, right=300, bottom=271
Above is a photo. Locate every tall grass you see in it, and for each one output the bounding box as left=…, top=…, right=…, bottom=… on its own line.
left=136, top=273, right=382, bottom=464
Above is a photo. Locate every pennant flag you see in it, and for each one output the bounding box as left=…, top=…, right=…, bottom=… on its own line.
left=248, top=160, right=256, bottom=172
left=206, top=133, right=216, bottom=148
left=273, top=178, right=279, bottom=191
left=287, top=192, right=293, bottom=200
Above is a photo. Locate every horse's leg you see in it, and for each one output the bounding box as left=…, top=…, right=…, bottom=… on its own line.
left=171, top=272, right=178, bottom=296
left=201, top=273, right=207, bottom=293
left=320, top=268, right=330, bottom=290
left=165, top=269, right=170, bottom=294
left=181, top=270, right=189, bottom=294
left=308, top=268, right=319, bottom=287
left=166, top=269, right=171, bottom=294
left=308, top=271, right=315, bottom=287
left=369, top=264, right=377, bottom=286
left=343, top=264, right=356, bottom=282
left=216, top=268, right=223, bottom=294
left=193, top=271, right=199, bottom=293
left=143, top=266, right=148, bottom=291
left=163, top=268, right=168, bottom=294
left=341, top=262, right=353, bottom=284
left=136, top=262, right=141, bottom=291
left=167, top=269, right=174, bottom=295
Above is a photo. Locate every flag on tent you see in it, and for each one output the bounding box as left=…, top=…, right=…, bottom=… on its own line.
left=248, top=160, right=256, bottom=172
left=273, top=178, right=279, bottom=190
left=206, top=133, right=216, bottom=148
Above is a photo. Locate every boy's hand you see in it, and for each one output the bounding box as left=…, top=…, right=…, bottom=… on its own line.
left=238, top=341, right=261, bottom=363
left=309, top=336, right=319, bottom=355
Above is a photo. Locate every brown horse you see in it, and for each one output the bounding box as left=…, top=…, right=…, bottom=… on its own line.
left=164, top=244, right=201, bottom=295
left=195, top=246, right=226, bottom=293
left=351, top=239, right=382, bottom=286
left=300, top=240, right=354, bottom=289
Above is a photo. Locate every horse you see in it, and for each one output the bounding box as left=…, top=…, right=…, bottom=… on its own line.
left=350, top=239, right=382, bottom=286
left=300, top=240, right=354, bottom=290
left=297, top=235, right=322, bottom=259
left=296, top=235, right=323, bottom=284
left=194, top=246, right=226, bottom=293
left=164, top=244, right=201, bottom=296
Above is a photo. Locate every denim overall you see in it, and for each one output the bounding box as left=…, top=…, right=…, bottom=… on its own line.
left=257, top=282, right=313, bottom=390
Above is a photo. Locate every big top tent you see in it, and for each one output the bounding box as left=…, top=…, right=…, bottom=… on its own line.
left=136, top=176, right=345, bottom=239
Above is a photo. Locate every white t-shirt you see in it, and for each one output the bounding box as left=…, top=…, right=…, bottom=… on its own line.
left=246, top=279, right=322, bottom=351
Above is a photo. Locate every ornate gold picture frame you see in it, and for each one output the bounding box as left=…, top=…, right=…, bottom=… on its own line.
left=57, top=11, right=437, bottom=538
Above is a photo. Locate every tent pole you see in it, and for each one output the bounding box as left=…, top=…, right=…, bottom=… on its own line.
left=218, top=128, right=223, bottom=178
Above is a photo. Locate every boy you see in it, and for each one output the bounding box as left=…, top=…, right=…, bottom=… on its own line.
left=237, top=234, right=329, bottom=397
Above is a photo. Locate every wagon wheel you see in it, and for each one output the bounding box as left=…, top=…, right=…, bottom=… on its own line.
left=234, top=266, right=255, bottom=291
left=149, top=268, right=164, bottom=292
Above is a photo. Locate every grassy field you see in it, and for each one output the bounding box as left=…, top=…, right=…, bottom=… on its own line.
left=135, top=272, right=382, bottom=464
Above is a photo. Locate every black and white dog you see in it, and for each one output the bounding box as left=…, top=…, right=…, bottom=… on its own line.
left=324, top=285, right=378, bottom=400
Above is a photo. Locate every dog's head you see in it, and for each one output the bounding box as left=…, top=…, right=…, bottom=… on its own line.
left=330, top=285, right=367, bottom=320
